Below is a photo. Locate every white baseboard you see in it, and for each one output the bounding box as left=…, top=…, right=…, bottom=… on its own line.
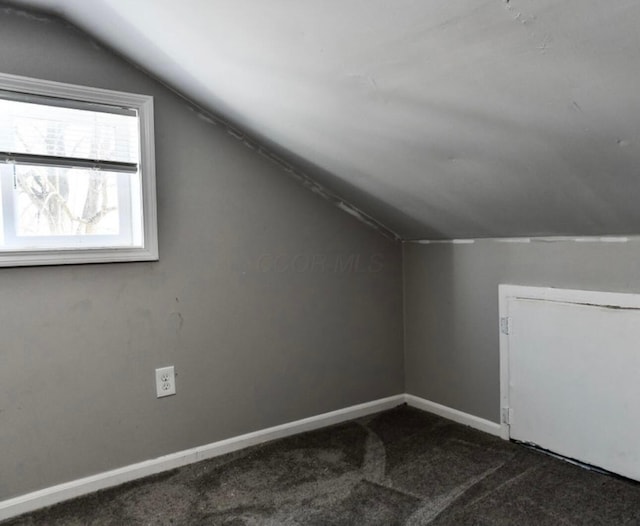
left=405, top=394, right=502, bottom=437
left=0, top=395, right=404, bottom=522
left=0, top=393, right=502, bottom=522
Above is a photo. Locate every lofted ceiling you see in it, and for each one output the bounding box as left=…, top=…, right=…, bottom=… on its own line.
left=7, top=0, right=640, bottom=240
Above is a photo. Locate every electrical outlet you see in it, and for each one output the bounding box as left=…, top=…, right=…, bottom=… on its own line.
left=155, top=366, right=176, bottom=398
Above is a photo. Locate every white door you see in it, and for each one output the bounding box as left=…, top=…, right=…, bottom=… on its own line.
left=502, top=286, right=640, bottom=481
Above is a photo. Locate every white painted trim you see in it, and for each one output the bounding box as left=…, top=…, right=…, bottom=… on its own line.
left=404, top=394, right=502, bottom=437
left=0, top=393, right=512, bottom=521
left=0, top=395, right=404, bottom=522
left=0, top=72, right=152, bottom=108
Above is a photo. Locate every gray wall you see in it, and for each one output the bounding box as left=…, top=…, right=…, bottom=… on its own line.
left=0, top=7, right=403, bottom=500
left=404, top=239, right=640, bottom=423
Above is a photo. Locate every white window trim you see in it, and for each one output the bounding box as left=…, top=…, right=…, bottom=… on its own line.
left=0, top=72, right=158, bottom=267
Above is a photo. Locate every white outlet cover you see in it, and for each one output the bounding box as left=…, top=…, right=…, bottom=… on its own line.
left=155, top=366, right=176, bottom=398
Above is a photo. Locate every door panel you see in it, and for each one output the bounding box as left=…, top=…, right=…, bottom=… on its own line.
left=508, top=296, right=640, bottom=481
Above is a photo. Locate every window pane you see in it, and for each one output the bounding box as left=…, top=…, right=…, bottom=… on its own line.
left=0, top=99, right=139, bottom=163
left=13, top=165, right=121, bottom=237
left=0, top=163, right=142, bottom=250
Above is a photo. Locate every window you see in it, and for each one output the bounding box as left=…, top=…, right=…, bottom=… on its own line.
left=0, top=73, right=157, bottom=266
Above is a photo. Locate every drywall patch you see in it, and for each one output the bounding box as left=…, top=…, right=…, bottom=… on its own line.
left=407, top=236, right=634, bottom=245
left=414, top=239, right=475, bottom=245
left=168, top=311, right=184, bottom=333
left=570, top=101, right=583, bottom=113
left=502, top=0, right=536, bottom=25
left=336, top=203, right=398, bottom=238
left=0, top=6, right=52, bottom=23
left=617, top=138, right=631, bottom=148
left=193, top=110, right=219, bottom=127
left=537, top=33, right=552, bottom=53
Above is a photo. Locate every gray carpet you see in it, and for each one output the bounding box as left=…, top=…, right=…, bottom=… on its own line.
left=4, top=405, right=640, bottom=525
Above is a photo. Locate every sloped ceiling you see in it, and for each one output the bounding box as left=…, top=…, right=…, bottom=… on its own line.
left=7, top=0, right=640, bottom=239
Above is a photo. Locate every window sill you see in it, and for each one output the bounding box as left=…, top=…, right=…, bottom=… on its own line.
left=0, top=246, right=159, bottom=267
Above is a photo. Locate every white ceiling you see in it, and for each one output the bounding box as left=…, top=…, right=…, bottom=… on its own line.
left=9, top=0, right=640, bottom=239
